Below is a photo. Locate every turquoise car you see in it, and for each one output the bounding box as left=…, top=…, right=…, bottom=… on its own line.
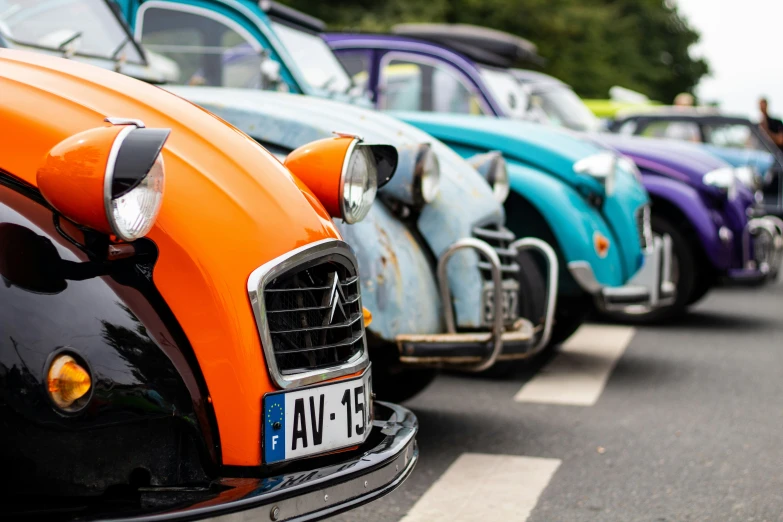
left=116, top=0, right=666, bottom=341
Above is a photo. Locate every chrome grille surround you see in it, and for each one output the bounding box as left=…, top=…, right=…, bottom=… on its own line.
left=248, top=239, right=368, bottom=389
left=472, top=223, right=521, bottom=327
left=637, top=204, right=653, bottom=251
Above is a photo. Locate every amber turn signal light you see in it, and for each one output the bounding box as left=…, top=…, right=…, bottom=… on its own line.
left=363, top=307, right=373, bottom=327
left=594, top=231, right=610, bottom=259
left=47, top=354, right=92, bottom=410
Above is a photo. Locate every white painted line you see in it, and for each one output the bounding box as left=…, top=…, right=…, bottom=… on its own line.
left=401, top=453, right=561, bottom=522
left=513, top=324, right=636, bottom=406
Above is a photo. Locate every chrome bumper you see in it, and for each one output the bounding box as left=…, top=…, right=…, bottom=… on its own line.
left=108, top=402, right=417, bottom=522
left=739, top=215, right=783, bottom=280
left=395, top=237, right=558, bottom=371
left=570, top=235, right=676, bottom=313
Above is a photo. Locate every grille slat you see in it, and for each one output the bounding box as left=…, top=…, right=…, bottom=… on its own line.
left=472, top=224, right=520, bottom=278
left=272, top=334, right=364, bottom=354
left=269, top=313, right=363, bottom=334
left=478, top=261, right=521, bottom=273
left=266, top=294, right=361, bottom=313
left=637, top=205, right=653, bottom=250
left=473, top=226, right=515, bottom=242
left=263, top=254, right=364, bottom=374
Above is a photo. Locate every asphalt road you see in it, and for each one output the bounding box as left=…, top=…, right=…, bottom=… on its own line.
left=331, top=279, right=783, bottom=522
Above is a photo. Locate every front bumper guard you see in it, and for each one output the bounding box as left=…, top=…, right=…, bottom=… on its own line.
left=396, top=237, right=559, bottom=371
left=571, top=235, right=676, bottom=313
left=107, top=402, right=417, bottom=522
left=737, top=215, right=783, bottom=280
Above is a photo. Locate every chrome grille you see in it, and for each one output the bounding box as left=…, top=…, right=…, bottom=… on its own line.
left=473, top=224, right=521, bottom=326
left=637, top=205, right=653, bottom=250
left=248, top=240, right=368, bottom=389
left=472, top=224, right=520, bottom=279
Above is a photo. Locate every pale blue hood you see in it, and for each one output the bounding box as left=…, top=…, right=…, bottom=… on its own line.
left=167, top=86, right=507, bottom=331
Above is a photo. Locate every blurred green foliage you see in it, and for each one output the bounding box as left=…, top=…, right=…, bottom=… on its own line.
left=281, top=0, right=709, bottom=103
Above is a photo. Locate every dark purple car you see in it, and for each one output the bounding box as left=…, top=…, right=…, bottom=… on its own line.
left=326, top=24, right=783, bottom=320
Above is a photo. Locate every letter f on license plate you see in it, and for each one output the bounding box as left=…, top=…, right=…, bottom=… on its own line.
left=263, top=369, right=372, bottom=464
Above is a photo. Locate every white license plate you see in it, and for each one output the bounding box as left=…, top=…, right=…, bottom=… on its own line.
left=483, top=281, right=519, bottom=325
left=263, top=369, right=372, bottom=464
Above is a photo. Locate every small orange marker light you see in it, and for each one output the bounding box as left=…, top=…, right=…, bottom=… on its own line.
left=363, top=307, right=373, bottom=327
left=594, top=232, right=610, bottom=258
left=47, top=354, right=91, bottom=410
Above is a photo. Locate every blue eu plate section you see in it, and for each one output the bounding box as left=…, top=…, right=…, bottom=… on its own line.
left=264, top=394, right=287, bottom=464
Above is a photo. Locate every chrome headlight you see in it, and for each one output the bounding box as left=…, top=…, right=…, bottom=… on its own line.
left=617, top=155, right=642, bottom=183
left=703, top=167, right=738, bottom=200
left=414, top=144, right=441, bottom=205
left=341, top=141, right=379, bottom=224
left=467, top=151, right=510, bottom=203
left=573, top=151, right=617, bottom=195
left=733, top=166, right=762, bottom=191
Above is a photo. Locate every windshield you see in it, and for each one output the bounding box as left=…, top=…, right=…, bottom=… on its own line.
left=271, top=21, right=352, bottom=93
left=478, top=66, right=529, bottom=119
left=0, top=0, right=143, bottom=63
left=528, top=85, right=601, bottom=132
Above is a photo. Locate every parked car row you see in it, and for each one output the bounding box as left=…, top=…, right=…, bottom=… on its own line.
left=0, top=1, right=780, bottom=520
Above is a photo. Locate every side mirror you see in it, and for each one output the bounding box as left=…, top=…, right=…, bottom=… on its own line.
left=285, top=135, right=398, bottom=224
left=37, top=119, right=169, bottom=241
left=0, top=224, right=67, bottom=294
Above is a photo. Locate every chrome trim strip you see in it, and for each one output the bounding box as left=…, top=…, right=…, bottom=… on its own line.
left=437, top=238, right=504, bottom=372
left=103, top=125, right=135, bottom=240
left=247, top=238, right=369, bottom=389
left=105, top=117, right=146, bottom=128
left=339, top=137, right=360, bottom=223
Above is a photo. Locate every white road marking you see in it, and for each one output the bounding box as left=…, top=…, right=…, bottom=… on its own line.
left=401, top=453, right=561, bottom=522
left=513, top=324, right=636, bottom=406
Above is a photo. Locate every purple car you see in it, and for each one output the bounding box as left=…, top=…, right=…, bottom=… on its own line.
left=327, top=24, right=783, bottom=320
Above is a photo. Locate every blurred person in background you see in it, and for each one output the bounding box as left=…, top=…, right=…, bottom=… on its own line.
left=665, top=92, right=700, bottom=141
left=759, top=97, right=783, bottom=150
left=674, top=92, right=695, bottom=107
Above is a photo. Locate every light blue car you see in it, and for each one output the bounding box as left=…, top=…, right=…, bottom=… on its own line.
left=104, top=0, right=671, bottom=341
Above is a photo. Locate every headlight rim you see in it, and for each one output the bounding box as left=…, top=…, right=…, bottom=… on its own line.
left=573, top=151, right=618, bottom=196
left=487, top=154, right=510, bottom=203
left=702, top=167, right=739, bottom=201
left=413, top=143, right=441, bottom=207
left=103, top=123, right=168, bottom=241
left=339, top=138, right=378, bottom=224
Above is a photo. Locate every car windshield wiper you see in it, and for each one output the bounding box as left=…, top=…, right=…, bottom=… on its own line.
left=57, top=31, right=83, bottom=51
left=111, top=36, right=130, bottom=61
left=319, top=75, right=337, bottom=92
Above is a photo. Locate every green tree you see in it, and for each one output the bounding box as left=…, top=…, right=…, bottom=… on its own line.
left=281, top=0, right=708, bottom=102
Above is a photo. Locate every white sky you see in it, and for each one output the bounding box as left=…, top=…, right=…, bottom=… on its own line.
left=675, top=0, right=783, bottom=119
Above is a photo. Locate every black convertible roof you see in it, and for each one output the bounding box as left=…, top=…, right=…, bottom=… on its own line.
left=259, top=0, right=325, bottom=33
left=392, top=23, right=545, bottom=67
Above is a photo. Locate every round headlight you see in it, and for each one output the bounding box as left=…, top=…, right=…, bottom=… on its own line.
left=105, top=125, right=169, bottom=241
left=415, top=145, right=441, bottom=205
left=703, top=167, right=738, bottom=200
left=733, top=166, right=761, bottom=191
left=109, top=153, right=165, bottom=241
left=341, top=143, right=378, bottom=224
left=487, top=156, right=510, bottom=203
left=617, top=156, right=642, bottom=183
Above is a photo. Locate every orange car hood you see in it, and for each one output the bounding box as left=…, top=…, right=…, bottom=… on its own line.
left=0, top=49, right=340, bottom=466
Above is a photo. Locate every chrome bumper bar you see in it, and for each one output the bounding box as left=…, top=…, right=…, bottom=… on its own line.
left=570, top=235, right=676, bottom=313
left=396, top=236, right=557, bottom=371
left=106, top=402, right=417, bottom=522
